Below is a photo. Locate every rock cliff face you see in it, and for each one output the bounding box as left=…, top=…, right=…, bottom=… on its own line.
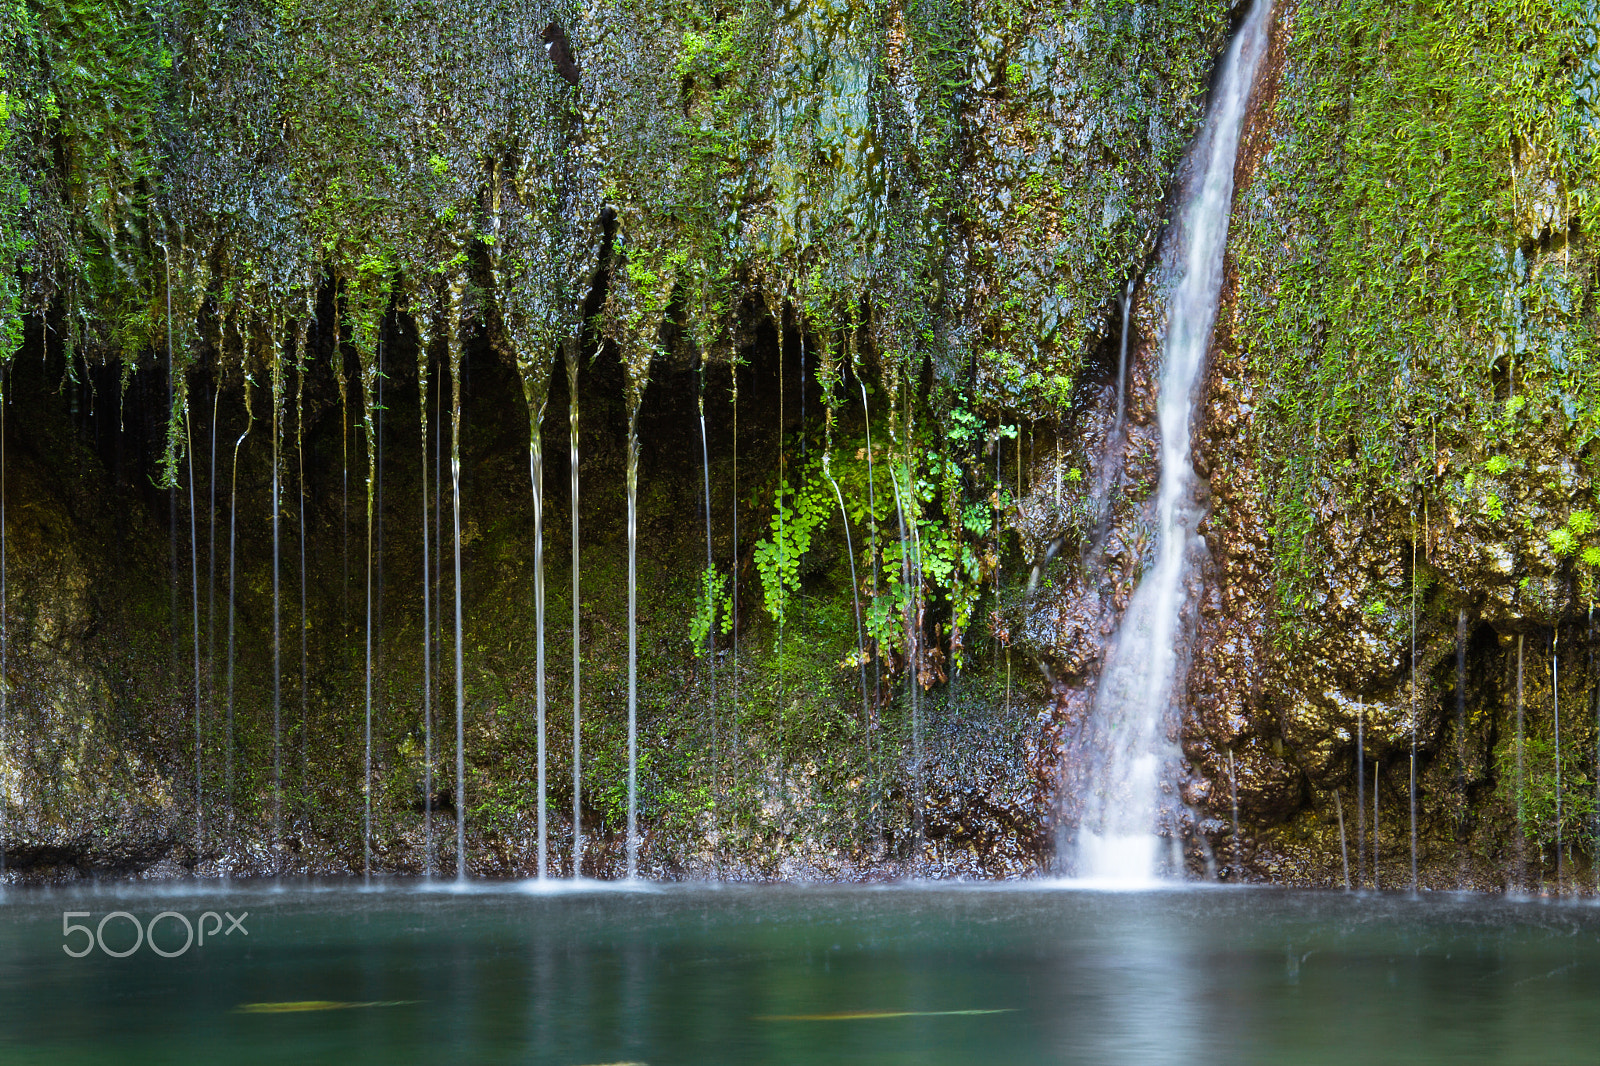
left=3, top=0, right=1596, bottom=886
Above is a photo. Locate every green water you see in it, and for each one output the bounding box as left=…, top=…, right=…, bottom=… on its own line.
left=2, top=882, right=1598, bottom=1063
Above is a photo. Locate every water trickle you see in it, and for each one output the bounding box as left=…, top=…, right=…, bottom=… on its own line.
left=1455, top=608, right=1468, bottom=887
left=697, top=361, right=716, bottom=822
left=449, top=280, right=468, bottom=882
left=209, top=387, right=219, bottom=766
left=271, top=323, right=285, bottom=863
left=1409, top=529, right=1418, bottom=893
left=519, top=355, right=553, bottom=879
left=416, top=306, right=436, bottom=878
left=185, top=393, right=202, bottom=862
left=1373, top=762, right=1381, bottom=891
left=359, top=319, right=381, bottom=881
left=566, top=340, right=582, bottom=877
left=0, top=371, right=7, bottom=880
left=1515, top=634, right=1525, bottom=892
left=625, top=400, right=641, bottom=880
left=1335, top=788, right=1350, bottom=890
left=820, top=358, right=869, bottom=820
left=859, top=380, right=882, bottom=838
left=1356, top=700, right=1365, bottom=888
left=1553, top=627, right=1562, bottom=894
left=1228, top=749, right=1239, bottom=875
left=295, top=324, right=310, bottom=830
left=1069, top=0, right=1274, bottom=882
left=226, top=388, right=255, bottom=849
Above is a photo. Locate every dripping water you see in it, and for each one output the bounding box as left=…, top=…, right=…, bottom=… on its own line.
left=226, top=396, right=254, bottom=852
left=1373, top=761, right=1381, bottom=891
left=0, top=368, right=6, bottom=881
left=625, top=401, right=640, bottom=880
left=522, top=361, right=551, bottom=879
left=296, top=331, right=310, bottom=830
left=567, top=341, right=582, bottom=878
left=361, top=331, right=379, bottom=882
left=1335, top=788, right=1350, bottom=890
left=822, top=427, right=869, bottom=809
left=185, top=393, right=202, bottom=865
left=1069, top=0, right=1274, bottom=882
left=271, top=330, right=284, bottom=865
left=449, top=282, right=468, bottom=881
left=1553, top=627, right=1562, bottom=894
left=1515, top=633, right=1525, bottom=892
left=1357, top=699, right=1365, bottom=888
left=859, top=381, right=882, bottom=841
left=1228, top=748, right=1239, bottom=876
left=417, top=310, right=435, bottom=878
left=697, top=360, right=716, bottom=832
left=1409, top=526, right=1418, bottom=893
left=1455, top=607, right=1467, bottom=887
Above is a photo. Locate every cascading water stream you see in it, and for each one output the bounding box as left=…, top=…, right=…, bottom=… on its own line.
left=1068, top=0, right=1274, bottom=882
left=566, top=341, right=582, bottom=877
left=185, top=399, right=202, bottom=860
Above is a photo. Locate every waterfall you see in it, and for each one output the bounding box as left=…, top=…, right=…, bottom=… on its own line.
left=859, top=381, right=882, bottom=839
left=698, top=365, right=716, bottom=823
left=1069, top=0, right=1274, bottom=882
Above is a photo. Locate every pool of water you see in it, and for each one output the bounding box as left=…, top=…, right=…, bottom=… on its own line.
left=1, top=880, right=1596, bottom=1063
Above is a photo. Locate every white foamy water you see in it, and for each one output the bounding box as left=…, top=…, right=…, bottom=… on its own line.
left=1072, top=0, right=1275, bottom=883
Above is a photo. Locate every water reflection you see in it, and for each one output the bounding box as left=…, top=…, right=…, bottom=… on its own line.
left=2, top=884, right=1599, bottom=1063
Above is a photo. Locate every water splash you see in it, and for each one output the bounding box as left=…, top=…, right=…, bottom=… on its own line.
left=1068, top=0, right=1274, bottom=882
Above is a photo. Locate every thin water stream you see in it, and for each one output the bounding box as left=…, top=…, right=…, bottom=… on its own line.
left=416, top=307, right=435, bottom=877
left=566, top=340, right=582, bottom=877
left=226, top=393, right=255, bottom=847
left=449, top=280, right=468, bottom=881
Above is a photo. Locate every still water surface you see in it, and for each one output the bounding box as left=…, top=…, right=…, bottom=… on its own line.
left=1, top=881, right=1596, bottom=1063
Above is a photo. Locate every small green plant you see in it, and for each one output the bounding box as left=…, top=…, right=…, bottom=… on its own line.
left=428, top=154, right=448, bottom=176
left=1549, top=526, right=1577, bottom=556
left=688, top=565, right=731, bottom=654
left=1569, top=510, right=1596, bottom=537
left=1483, top=492, right=1504, bottom=521
left=1484, top=454, right=1512, bottom=476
